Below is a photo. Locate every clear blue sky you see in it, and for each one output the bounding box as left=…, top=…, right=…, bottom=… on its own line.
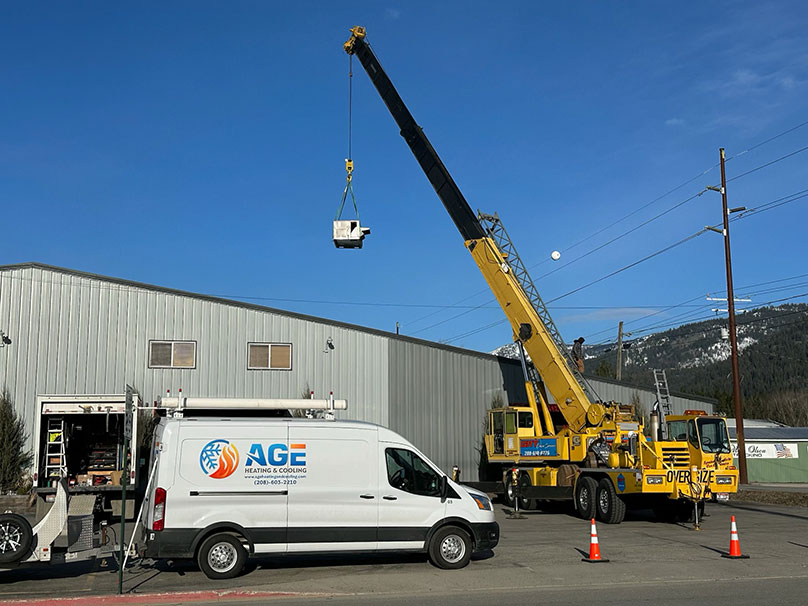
left=3, top=1, right=807, bottom=353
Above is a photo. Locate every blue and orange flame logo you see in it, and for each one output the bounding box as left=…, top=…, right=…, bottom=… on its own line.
left=200, top=439, right=240, bottom=479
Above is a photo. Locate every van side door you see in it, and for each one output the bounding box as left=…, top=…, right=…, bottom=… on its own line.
left=175, top=422, right=288, bottom=555
left=378, top=444, right=447, bottom=550
left=286, top=425, right=378, bottom=552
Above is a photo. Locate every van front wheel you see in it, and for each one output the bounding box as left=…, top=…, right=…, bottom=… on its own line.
left=197, top=533, right=246, bottom=579
left=428, top=526, right=472, bottom=570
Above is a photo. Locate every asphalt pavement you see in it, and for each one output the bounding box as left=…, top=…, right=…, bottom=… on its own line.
left=2, top=500, right=807, bottom=605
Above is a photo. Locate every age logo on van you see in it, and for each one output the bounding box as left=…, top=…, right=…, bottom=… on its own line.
left=200, top=439, right=240, bottom=479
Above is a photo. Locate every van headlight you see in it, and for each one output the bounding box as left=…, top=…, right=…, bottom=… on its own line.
left=471, top=494, right=492, bottom=511
left=646, top=476, right=664, bottom=485
left=716, top=476, right=733, bottom=485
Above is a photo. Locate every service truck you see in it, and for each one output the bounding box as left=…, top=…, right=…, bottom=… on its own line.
left=32, top=393, right=140, bottom=517
left=342, top=26, right=739, bottom=524
left=1, top=391, right=140, bottom=568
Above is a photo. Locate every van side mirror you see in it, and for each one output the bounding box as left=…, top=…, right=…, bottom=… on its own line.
left=439, top=475, right=448, bottom=503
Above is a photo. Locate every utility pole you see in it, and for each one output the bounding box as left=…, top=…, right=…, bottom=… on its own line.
left=716, top=148, right=748, bottom=485
left=616, top=321, right=624, bottom=380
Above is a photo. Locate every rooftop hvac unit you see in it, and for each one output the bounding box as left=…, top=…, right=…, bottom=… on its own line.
left=333, top=220, right=371, bottom=249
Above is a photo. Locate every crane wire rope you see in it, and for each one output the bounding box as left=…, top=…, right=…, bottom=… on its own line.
left=335, top=54, right=360, bottom=222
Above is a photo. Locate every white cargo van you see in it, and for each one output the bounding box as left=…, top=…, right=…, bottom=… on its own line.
left=142, top=399, right=499, bottom=579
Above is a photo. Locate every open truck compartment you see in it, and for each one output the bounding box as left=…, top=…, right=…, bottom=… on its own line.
left=33, top=395, right=139, bottom=511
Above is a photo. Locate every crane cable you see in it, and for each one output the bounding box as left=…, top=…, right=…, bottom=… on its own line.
left=335, top=54, right=360, bottom=221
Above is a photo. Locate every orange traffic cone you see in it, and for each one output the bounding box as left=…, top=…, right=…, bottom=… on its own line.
left=721, top=515, right=750, bottom=559
left=582, top=518, right=609, bottom=563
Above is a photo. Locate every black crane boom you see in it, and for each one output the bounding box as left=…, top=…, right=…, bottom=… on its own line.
left=344, top=27, right=486, bottom=242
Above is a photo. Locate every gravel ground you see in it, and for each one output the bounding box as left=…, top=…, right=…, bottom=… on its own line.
left=731, top=488, right=808, bottom=508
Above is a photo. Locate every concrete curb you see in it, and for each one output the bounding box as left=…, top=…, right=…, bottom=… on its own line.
left=0, top=589, right=318, bottom=606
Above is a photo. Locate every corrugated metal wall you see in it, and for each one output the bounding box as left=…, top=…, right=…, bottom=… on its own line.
left=387, top=340, right=526, bottom=481
left=1, top=264, right=719, bottom=481
left=0, top=265, right=390, bottom=446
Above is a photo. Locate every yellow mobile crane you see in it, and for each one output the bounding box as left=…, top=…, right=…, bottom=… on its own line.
left=343, top=27, right=738, bottom=524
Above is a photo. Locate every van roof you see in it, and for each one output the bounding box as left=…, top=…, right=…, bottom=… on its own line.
left=161, top=417, right=383, bottom=431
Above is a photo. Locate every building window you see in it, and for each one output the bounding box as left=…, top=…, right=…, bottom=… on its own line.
left=248, top=343, right=292, bottom=370
left=149, top=340, right=197, bottom=369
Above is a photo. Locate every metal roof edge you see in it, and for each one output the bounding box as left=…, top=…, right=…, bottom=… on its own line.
left=0, top=262, right=501, bottom=361
left=581, top=372, right=719, bottom=406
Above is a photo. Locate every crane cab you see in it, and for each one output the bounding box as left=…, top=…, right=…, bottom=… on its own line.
left=486, top=406, right=543, bottom=459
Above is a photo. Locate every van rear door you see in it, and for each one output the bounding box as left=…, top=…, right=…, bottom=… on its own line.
left=286, top=424, right=378, bottom=552
left=378, top=443, right=447, bottom=549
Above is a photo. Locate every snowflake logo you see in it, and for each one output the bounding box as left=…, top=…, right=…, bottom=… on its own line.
left=199, top=439, right=239, bottom=479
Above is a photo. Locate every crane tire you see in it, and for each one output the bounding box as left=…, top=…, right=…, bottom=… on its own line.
left=596, top=478, right=626, bottom=524
left=574, top=476, right=598, bottom=520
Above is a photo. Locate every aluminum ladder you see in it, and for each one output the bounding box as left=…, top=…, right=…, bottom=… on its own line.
left=44, top=417, right=67, bottom=486
left=653, top=369, right=673, bottom=417
left=478, top=211, right=596, bottom=401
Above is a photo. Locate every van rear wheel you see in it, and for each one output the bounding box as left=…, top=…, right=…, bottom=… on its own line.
left=197, top=533, right=246, bottom=579
left=428, top=525, right=472, bottom=569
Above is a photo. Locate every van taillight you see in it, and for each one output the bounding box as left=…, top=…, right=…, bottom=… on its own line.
left=152, top=487, right=166, bottom=531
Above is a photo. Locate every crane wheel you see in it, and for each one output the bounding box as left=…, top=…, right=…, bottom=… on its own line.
left=574, top=476, right=598, bottom=520
left=595, top=478, right=626, bottom=524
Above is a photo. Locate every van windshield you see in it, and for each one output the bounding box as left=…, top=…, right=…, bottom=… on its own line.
left=386, top=448, right=441, bottom=497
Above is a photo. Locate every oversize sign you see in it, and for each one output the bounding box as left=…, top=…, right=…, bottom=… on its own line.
left=665, top=469, right=715, bottom=484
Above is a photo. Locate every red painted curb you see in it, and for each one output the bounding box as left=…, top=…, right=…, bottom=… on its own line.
left=0, top=589, right=302, bottom=606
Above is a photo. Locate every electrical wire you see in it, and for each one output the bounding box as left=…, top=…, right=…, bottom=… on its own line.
left=405, top=122, right=808, bottom=333
left=728, top=144, right=808, bottom=183
left=444, top=183, right=808, bottom=344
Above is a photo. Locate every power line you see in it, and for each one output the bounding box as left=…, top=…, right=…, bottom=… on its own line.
left=619, top=296, right=808, bottom=340
left=728, top=144, right=808, bottom=183
left=546, top=229, right=708, bottom=304
left=401, top=121, right=808, bottom=335
left=587, top=272, right=808, bottom=342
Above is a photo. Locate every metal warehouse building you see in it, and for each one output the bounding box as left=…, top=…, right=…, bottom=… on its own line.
left=0, top=263, right=715, bottom=481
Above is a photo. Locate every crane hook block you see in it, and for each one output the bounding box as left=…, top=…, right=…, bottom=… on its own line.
left=333, top=220, right=371, bottom=249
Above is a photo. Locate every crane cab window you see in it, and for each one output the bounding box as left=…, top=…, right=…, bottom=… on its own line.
left=697, top=418, right=731, bottom=453
left=518, top=412, right=534, bottom=429
left=668, top=420, right=687, bottom=441
left=491, top=412, right=504, bottom=454
left=688, top=420, right=699, bottom=448
left=505, top=412, right=517, bottom=434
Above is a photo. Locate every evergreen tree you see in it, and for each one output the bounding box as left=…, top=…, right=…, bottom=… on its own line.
left=595, top=360, right=614, bottom=378
left=0, top=390, right=32, bottom=494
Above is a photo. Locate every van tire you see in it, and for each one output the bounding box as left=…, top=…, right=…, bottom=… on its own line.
left=428, top=525, right=472, bottom=570
left=0, top=513, right=33, bottom=564
left=197, top=533, right=246, bottom=579
left=574, top=476, right=598, bottom=520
